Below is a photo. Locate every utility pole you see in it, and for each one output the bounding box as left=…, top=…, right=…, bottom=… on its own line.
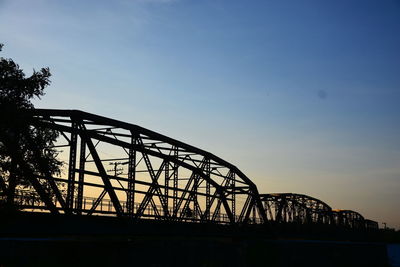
left=107, top=162, right=124, bottom=176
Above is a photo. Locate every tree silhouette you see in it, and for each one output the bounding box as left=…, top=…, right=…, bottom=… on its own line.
left=0, top=43, right=62, bottom=209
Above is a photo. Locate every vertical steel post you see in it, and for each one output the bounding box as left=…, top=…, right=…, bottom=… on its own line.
left=193, top=167, right=199, bottom=219
left=127, top=136, right=136, bottom=216
left=76, top=138, right=86, bottom=214
left=231, top=173, right=236, bottom=222
left=173, top=147, right=178, bottom=215
left=252, top=203, right=256, bottom=223
left=66, top=122, right=77, bottom=212
left=205, top=159, right=210, bottom=221
left=165, top=160, right=169, bottom=215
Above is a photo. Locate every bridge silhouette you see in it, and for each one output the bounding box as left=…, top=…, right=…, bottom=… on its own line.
left=1, top=109, right=378, bottom=230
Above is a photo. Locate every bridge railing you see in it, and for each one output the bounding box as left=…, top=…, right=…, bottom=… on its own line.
left=1, top=189, right=263, bottom=224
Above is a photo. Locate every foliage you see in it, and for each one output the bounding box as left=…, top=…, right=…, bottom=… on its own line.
left=0, top=43, right=62, bottom=206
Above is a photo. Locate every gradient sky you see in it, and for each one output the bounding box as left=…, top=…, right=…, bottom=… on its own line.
left=1, top=0, right=399, bottom=228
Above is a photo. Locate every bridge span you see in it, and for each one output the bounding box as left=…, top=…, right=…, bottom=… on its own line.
left=0, top=109, right=378, bottom=230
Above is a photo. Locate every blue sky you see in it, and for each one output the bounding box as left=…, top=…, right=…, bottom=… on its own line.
left=1, top=0, right=399, bottom=228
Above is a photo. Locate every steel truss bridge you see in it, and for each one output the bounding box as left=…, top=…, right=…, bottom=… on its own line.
left=0, top=109, right=378, bottom=230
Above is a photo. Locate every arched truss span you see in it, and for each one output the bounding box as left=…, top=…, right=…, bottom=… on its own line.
left=260, top=193, right=333, bottom=224
left=332, top=209, right=365, bottom=229
left=0, top=108, right=379, bottom=229
left=364, top=219, right=379, bottom=230
left=3, top=109, right=266, bottom=224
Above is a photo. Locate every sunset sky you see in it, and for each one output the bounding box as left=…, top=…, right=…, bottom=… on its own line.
left=1, top=0, right=399, bottom=228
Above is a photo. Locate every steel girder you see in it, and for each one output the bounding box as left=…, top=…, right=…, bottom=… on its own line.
left=1, top=109, right=266, bottom=224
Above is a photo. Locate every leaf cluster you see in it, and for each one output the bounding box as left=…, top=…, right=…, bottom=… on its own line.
left=0, top=44, right=50, bottom=110
left=0, top=44, right=62, bottom=195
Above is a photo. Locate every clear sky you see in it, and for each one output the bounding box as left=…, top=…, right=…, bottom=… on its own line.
left=1, top=0, right=399, bottom=228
